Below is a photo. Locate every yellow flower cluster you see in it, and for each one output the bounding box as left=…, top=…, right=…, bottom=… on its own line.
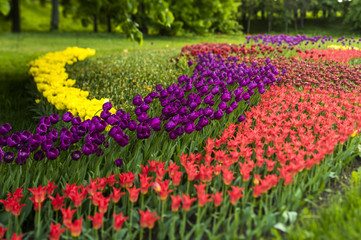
left=29, top=47, right=111, bottom=120
left=328, top=44, right=360, bottom=50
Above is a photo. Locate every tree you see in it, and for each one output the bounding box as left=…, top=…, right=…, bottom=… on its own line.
left=10, top=0, right=20, bottom=32
left=51, top=0, right=59, bottom=30
left=344, top=0, right=361, bottom=30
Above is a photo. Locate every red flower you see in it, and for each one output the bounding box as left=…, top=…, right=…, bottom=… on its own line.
left=11, top=202, right=25, bottom=216
left=113, top=213, right=128, bottom=231
left=170, top=171, right=183, bottom=187
left=127, top=186, right=141, bottom=203
left=182, top=194, right=196, bottom=211
left=89, top=192, right=103, bottom=206
left=7, top=187, right=24, bottom=203
left=156, top=180, right=173, bottom=201
left=29, top=196, right=43, bottom=211
left=156, top=166, right=168, bottom=180
left=45, top=181, right=58, bottom=196
left=10, top=233, right=22, bottom=240
left=0, top=226, right=7, bottom=239
left=49, top=193, right=65, bottom=211
left=28, top=185, right=47, bottom=204
left=98, top=196, right=110, bottom=214
left=139, top=174, right=152, bottom=195
left=88, top=212, right=104, bottom=230
left=197, top=192, right=211, bottom=207
left=211, top=191, right=223, bottom=207
left=60, top=207, right=76, bottom=226
left=184, top=162, right=198, bottom=181
left=198, top=164, right=213, bottom=183
left=69, top=191, right=83, bottom=208
left=119, top=172, right=136, bottom=188
left=227, top=186, right=244, bottom=205
left=110, top=187, right=125, bottom=203
left=222, top=169, right=235, bottom=185
left=62, top=183, right=78, bottom=198
left=67, top=218, right=83, bottom=237
left=48, top=222, right=66, bottom=240
left=87, top=179, right=99, bottom=196
left=107, top=174, right=117, bottom=187
left=0, top=198, right=14, bottom=212
left=170, top=195, right=183, bottom=212
left=138, top=209, right=161, bottom=229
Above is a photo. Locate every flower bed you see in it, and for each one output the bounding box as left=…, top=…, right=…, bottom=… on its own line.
left=2, top=35, right=361, bottom=239
left=29, top=47, right=109, bottom=120
left=1, top=84, right=361, bottom=239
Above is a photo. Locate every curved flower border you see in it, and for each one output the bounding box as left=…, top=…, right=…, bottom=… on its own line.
left=29, top=47, right=109, bottom=120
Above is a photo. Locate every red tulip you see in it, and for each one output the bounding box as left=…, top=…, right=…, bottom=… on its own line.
left=139, top=209, right=161, bottom=229
left=113, top=213, right=128, bottom=231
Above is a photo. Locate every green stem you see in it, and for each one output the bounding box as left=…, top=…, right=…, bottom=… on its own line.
left=180, top=211, right=187, bottom=240
left=36, top=206, right=41, bottom=238
left=15, top=215, right=19, bottom=234
left=128, top=202, right=134, bottom=238
left=196, top=205, right=201, bottom=235
left=162, top=200, right=166, bottom=221
left=212, top=207, right=218, bottom=234
left=186, top=181, right=190, bottom=195
left=148, top=228, right=152, bottom=240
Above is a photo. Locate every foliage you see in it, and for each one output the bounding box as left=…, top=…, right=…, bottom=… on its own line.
left=287, top=166, right=361, bottom=240
left=344, top=0, right=361, bottom=30
left=0, top=0, right=10, bottom=15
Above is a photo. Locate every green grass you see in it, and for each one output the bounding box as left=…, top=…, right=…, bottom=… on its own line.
left=287, top=165, right=361, bottom=240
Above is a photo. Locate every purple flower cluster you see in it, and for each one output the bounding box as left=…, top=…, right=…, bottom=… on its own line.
left=101, top=52, right=281, bottom=142
left=0, top=111, right=110, bottom=165
left=245, top=34, right=361, bottom=47
left=0, top=52, right=282, bottom=166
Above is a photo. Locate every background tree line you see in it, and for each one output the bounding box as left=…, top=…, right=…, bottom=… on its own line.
left=0, top=0, right=360, bottom=43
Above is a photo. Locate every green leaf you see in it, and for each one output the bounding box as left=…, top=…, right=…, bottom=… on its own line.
left=0, top=0, right=10, bottom=16
left=273, top=223, right=288, bottom=232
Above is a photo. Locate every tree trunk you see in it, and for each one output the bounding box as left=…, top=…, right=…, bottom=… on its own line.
left=50, top=0, right=59, bottom=31
left=11, top=0, right=20, bottom=33
left=93, top=14, right=98, bottom=33
left=261, top=9, right=265, bottom=20
left=268, top=10, right=273, bottom=33
left=300, top=7, right=305, bottom=29
left=247, top=7, right=252, bottom=34
left=107, top=15, right=111, bottom=32
left=293, top=8, right=298, bottom=33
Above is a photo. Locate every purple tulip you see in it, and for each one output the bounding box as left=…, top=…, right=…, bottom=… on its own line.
left=115, top=158, right=123, bottom=167
left=7, top=134, right=20, bottom=147
left=4, top=151, right=14, bottom=163
left=62, top=112, right=74, bottom=122
left=46, top=147, right=59, bottom=160
left=34, top=150, right=45, bottom=161
left=100, top=110, right=111, bottom=120
left=128, top=120, right=138, bottom=131
left=103, top=102, right=112, bottom=111
left=50, top=113, right=59, bottom=124
left=82, top=143, right=95, bottom=155
left=71, top=150, right=82, bottom=161
left=155, top=84, right=163, bottom=91
left=238, top=115, right=246, bottom=122
left=150, top=117, right=161, bottom=131
left=36, top=124, right=48, bottom=135
left=184, top=122, right=195, bottom=134
left=0, top=123, right=12, bottom=136
left=133, top=94, right=143, bottom=106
